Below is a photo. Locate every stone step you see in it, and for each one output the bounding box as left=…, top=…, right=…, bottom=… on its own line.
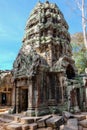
left=64, top=125, right=78, bottom=130
left=6, top=122, right=30, bottom=130
left=33, top=117, right=41, bottom=122
left=79, top=119, right=87, bottom=128
left=65, top=118, right=78, bottom=130
left=29, top=123, right=37, bottom=130
left=83, top=128, right=87, bottom=130
left=60, top=125, right=65, bottom=130
left=37, top=115, right=52, bottom=128
left=1, top=114, right=15, bottom=121
left=22, top=124, right=29, bottom=130
left=37, top=127, right=52, bottom=130
left=62, top=111, right=73, bottom=119
left=0, top=117, right=12, bottom=123
left=21, top=117, right=34, bottom=124
left=6, top=124, right=22, bottom=130
left=0, top=109, right=7, bottom=112
left=46, top=116, right=63, bottom=128
left=67, top=118, right=78, bottom=126
left=73, top=114, right=86, bottom=121
left=78, top=125, right=83, bottom=130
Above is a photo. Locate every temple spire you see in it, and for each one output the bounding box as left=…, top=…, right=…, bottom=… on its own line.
left=45, top=0, right=49, bottom=4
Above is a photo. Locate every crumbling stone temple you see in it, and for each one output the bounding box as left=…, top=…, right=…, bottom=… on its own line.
left=12, top=1, right=80, bottom=116
left=0, top=70, right=13, bottom=106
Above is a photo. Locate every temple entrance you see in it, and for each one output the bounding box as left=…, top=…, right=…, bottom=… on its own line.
left=76, top=88, right=80, bottom=107
left=2, top=93, right=6, bottom=105
left=70, top=89, right=76, bottom=107
left=66, top=64, right=75, bottom=79
left=20, top=88, right=28, bottom=111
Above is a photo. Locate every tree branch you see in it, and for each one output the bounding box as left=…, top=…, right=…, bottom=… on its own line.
left=75, top=0, right=82, bottom=10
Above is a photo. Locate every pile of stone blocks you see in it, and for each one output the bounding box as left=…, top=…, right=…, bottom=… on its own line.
left=0, top=114, right=64, bottom=130
left=1, top=112, right=87, bottom=130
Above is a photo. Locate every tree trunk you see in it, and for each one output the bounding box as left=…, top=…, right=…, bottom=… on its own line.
left=82, top=0, right=87, bottom=49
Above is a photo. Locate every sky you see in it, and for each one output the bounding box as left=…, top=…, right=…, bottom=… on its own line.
left=0, top=0, right=83, bottom=70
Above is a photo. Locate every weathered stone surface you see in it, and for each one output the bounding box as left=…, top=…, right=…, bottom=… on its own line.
left=64, top=125, right=78, bottom=130
left=46, top=116, right=63, bottom=128
left=62, top=111, right=73, bottom=119
left=22, top=124, right=29, bottom=130
left=73, top=114, right=86, bottom=121
left=78, top=125, right=83, bottom=130
left=21, top=117, right=34, bottom=124
left=12, top=0, right=79, bottom=116
left=29, top=123, right=37, bottom=130
left=2, top=114, right=15, bottom=121
left=0, top=70, right=13, bottom=106
left=14, top=116, right=21, bottom=122
left=79, top=119, right=87, bottom=128
left=60, top=125, right=65, bottom=130
left=83, top=128, right=87, bottom=130
left=6, top=124, right=22, bottom=130
left=33, top=117, right=41, bottom=122
left=37, top=115, right=52, bottom=128
left=65, top=118, right=78, bottom=130
left=81, top=112, right=87, bottom=119
left=37, top=127, right=52, bottom=130
left=67, top=118, right=78, bottom=126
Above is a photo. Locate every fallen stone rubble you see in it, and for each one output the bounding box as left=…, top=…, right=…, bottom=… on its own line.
left=0, top=112, right=87, bottom=130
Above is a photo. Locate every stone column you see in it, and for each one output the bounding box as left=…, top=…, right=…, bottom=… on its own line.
left=75, top=90, right=78, bottom=106
left=20, top=88, right=22, bottom=111
left=73, top=89, right=80, bottom=112
left=59, top=74, right=64, bottom=103
left=16, top=87, right=19, bottom=113
left=12, top=82, right=16, bottom=113
left=7, top=93, right=11, bottom=106
left=27, top=79, right=33, bottom=116
left=12, top=86, right=15, bottom=107
left=48, top=76, right=51, bottom=100
left=48, top=44, right=52, bottom=66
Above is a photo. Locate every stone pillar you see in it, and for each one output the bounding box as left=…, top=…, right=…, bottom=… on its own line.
left=7, top=93, right=11, bottom=106
left=59, top=74, right=64, bottom=103
left=12, top=82, right=16, bottom=113
left=75, top=90, right=78, bottom=106
left=27, top=79, right=34, bottom=116
left=20, top=88, right=22, bottom=111
left=48, top=44, right=52, bottom=66
left=73, top=89, right=80, bottom=112
left=16, top=87, right=20, bottom=113
left=48, top=75, right=54, bottom=101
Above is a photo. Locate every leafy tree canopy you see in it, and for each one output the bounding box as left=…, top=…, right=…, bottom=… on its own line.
left=71, top=32, right=87, bottom=74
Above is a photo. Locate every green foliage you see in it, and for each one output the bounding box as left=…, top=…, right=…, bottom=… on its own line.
left=71, top=33, right=87, bottom=74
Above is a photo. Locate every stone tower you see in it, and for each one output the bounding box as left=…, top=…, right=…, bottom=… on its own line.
left=13, top=1, right=76, bottom=116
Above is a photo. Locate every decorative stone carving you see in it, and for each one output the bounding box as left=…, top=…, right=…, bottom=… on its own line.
left=12, top=1, right=79, bottom=116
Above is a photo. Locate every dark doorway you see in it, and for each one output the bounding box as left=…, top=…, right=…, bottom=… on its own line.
left=2, top=93, right=6, bottom=105
left=49, top=74, right=55, bottom=99
left=76, top=88, right=80, bottom=108
left=66, top=64, right=75, bottom=79
left=21, top=89, right=28, bottom=111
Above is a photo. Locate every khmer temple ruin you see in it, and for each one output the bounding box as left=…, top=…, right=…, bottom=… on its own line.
left=12, top=1, right=84, bottom=116
left=0, top=1, right=87, bottom=119
left=0, top=70, right=13, bottom=106
left=1, top=1, right=87, bottom=130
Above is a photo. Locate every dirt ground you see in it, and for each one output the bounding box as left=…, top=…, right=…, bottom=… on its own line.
left=0, top=121, right=6, bottom=130
left=0, top=106, right=11, bottom=130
